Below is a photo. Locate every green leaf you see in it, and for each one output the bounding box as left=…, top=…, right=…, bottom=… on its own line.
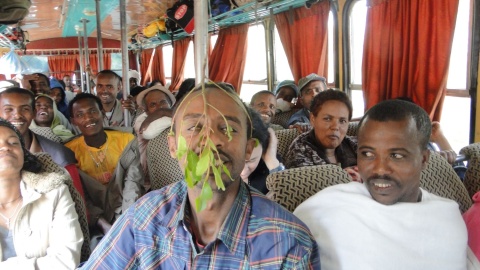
left=222, top=164, right=233, bottom=181
left=253, top=138, right=259, bottom=148
left=195, top=183, right=213, bottom=212
left=196, top=149, right=211, bottom=176
left=226, top=125, right=233, bottom=141
left=176, top=135, right=187, bottom=159
left=212, top=165, right=225, bottom=191
left=187, top=151, right=199, bottom=173
left=184, top=167, right=194, bottom=188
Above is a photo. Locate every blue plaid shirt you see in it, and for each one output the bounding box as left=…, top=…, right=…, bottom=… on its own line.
left=80, top=181, right=320, bottom=269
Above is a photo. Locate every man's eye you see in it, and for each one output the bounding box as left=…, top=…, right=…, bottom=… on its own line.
left=340, top=119, right=348, bottom=124
left=391, top=153, right=404, bottom=159
left=361, top=151, right=374, bottom=158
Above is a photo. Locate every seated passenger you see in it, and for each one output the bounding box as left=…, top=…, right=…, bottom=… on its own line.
left=0, top=118, right=83, bottom=269
left=274, top=80, right=298, bottom=113
left=79, top=83, right=320, bottom=269
left=30, top=94, right=74, bottom=142
left=66, top=93, right=144, bottom=234
left=464, top=191, right=480, bottom=261
left=250, top=90, right=283, bottom=130
left=134, top=85, right=175, bottom=190
left=287, top=73, right=327, bottom=132
left=294, top=99, right=477, bottom=269
left=241, top=107, right=283, bottom=194
left=285, top=89, right=359, bottom=181
left=0, top=87, right=85, bottom=201
left=49, top=78, right=69, bottom=119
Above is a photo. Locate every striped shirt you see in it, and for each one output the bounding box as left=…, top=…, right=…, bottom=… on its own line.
left=80, top=181, right=320, bottom=269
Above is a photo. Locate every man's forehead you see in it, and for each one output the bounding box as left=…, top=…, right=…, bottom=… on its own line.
left=73, top=98, right=99, bottom=110
left=1, top=93, right=33, bottom=105
left=36, top=97, right=53, bottom=105
left=97, top=73, right=118, bottom=82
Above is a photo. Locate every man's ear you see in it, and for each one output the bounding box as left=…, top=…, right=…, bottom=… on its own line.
left=244, top=138, right=256, bottom=162
left=421, top=149, right=430, bottom=170
left=167, top=133, right=177, bottom=159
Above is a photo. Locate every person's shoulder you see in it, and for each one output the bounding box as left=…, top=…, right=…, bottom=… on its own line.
left=420, top=188, right=463, bottom=209
left=131, top=181, right=187, bottom=224
left=35, top=134, right=77, bottom=163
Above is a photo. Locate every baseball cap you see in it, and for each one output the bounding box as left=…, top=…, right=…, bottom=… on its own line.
left=136, top=85, right=176, bottom=109
left=298, top=73, right=326, bottom=94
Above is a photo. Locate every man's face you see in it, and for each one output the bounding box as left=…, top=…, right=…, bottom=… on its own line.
left=144, top=90, right=171, bottom=115
left=34, top=96, right=54, bottom=127
left=276, top=87, right=296, bottom=103
left=357, top=118, right=429, bottom=205
left=129, top=78, right=138, bottom=88
left=30, top=76, right=50, bottom=95
left=300, top=80, right=325, bottom=110
left=250, top=93, right=277, bottom=125
left=96, top=73, right=120, bottom=105
left=49, top=88, right=62, bottom=104
left=71, top=98, right=104, bottom=137
left=63, top=76, right=71, bottom=86
left=168, top=88, right=255, bottom=191
left=0, top=93, right=34, bottom=136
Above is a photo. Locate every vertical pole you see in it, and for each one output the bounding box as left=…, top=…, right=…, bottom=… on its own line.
left=77, top=31, right=85, bottom=93
left=264, top=13, right=276, bottom=92
left=81, top=19, right=91, bottom=92
left=120, top=0, right=130, bottom=126
left=95, top=0, right=104, bottom=71
left=194, top=0, right=209, bottom=84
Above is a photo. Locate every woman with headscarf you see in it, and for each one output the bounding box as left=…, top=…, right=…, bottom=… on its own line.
left=0, top=118, right=83, bottom=268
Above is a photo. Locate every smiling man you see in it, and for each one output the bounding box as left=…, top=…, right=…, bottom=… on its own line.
left=80, top=83, right=320, bottom=269
left=65, top=93, right=144, bottom=235
left=294, top=99, right=475, bottom=269
left=30, top=94, right=74, bottom=142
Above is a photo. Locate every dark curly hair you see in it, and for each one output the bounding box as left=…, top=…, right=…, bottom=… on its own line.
left=0, top=118, right=42, bottom=173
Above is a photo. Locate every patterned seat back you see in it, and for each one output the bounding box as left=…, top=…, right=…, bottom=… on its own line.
left=271, top=109, right=299, bottom=129
left=460, top=143, right=480, bottom=198
left=146, top=128, right=184, bottom=190
left=347, top=121, right=359, bottom=137
left=34, top=152, right=91, bottom=262
left=275, top=128, right=300, bottom=159
left=266, top=165, right=351, bottom=212
left=420, top=151, right=472, bottom=213
left=30, top=127, right=63, bottom=143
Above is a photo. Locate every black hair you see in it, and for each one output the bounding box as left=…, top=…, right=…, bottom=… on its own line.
left=358, top=99, right=432, bottom=150
left=175, top=78, right=196, bottom=101
left=33, top=73, right=50, bottom=86
left=310, top=89, right=353, bottom=120
left=172, top=82, right=252, bottom=139
left=130, top=86, right=147, bottom=97
left=97, top=70, right=122, bottom=82
left=0, top=87, right=36, bottom=109
left=250, top=90, right=275, bottom=105
left=246, top=106, right=270, bottom=153
left=68, top=93, right=104, bottom=118
left=0, top=117, right=42, bottom=173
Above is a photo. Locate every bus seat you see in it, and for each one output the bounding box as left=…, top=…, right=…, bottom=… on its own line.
left=266, top=164, right=351, bottom=212
left=34, top=152, right=91, bottom=262
left=275, top=128, right=300, bottom=158
left=347, top=121, right=359, bottom=137
left=146, top=128, right=183, bottom=190
left=460, top=143, right=480, bottom=198
left=420, top=151, right=472, bottom=213
left=271, top=109, right=299, bottom=129
left=31, top=126, right=63, bottom=143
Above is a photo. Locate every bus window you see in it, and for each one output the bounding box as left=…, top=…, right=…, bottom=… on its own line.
left=345, top=0, right=472, bottom=152
left=163, top=45, right=173, bottom=87
left=241, top=24, right=267, bottom=102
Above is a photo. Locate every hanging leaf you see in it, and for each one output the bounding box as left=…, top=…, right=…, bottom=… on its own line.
left=195, top=183, right=213, bottom=212
left=222, top=164, right=233, bottom=181
left=212, top=165, right=225, bottom=191
left=196, top=148, right=211, bottom=176
left=176, top=135, right=188, bottom=159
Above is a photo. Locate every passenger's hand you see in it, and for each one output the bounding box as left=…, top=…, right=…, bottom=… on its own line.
left=263, top=128, right=280, bottom=170
left=289, top=123, right=311, bottom=133
left=139, top=108, right=172, bottom=134
left=15, top=74, right=38, bottom=91
left=344, top=166, right=362, bottom=182
left=97, top=217, right=112, bottom=235
left=430, top=121, right=444, bottom=143
left=121, top=95, right=137, bottom=113
left=438, top=150, right=457, bottom=164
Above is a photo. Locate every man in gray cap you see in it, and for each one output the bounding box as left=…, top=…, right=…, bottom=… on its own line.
left=287, top=73, right=327, bottom=132
left=274, top=80, right=298, bottom=113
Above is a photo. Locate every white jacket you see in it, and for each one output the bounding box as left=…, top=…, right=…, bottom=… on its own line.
left=0, top=171, right=83, bottom=269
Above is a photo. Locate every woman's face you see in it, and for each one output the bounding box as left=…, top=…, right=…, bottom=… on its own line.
left=310, top=100, right=350, bottom=150
left=0, top=126, right=24, bottom=172
left=240, top=144, right=263, bottom=182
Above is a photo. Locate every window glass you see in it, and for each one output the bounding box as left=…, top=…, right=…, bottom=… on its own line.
left=446, top=0, right=469, bottom=90
left=349, top=1, right=367, bottom=85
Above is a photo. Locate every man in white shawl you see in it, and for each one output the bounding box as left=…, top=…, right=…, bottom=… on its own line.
left=134, top=85, right=175, bottom=191
left=294, top=99, right=479, bottom=270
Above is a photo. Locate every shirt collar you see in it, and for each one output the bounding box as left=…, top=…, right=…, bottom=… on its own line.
left=167, top=181, right=251, bottom=257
